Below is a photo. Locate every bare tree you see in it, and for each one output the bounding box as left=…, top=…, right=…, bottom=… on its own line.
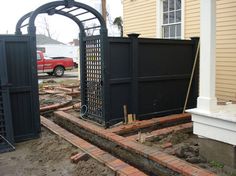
left=43, top=17, right=52, bottom=38
left=85, top=23, right=97, bottom=36
left=38, top=16, right=58, bottom=39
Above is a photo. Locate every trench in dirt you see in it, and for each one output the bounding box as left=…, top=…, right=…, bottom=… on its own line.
left=45, top=111, right=181, bottom=176
left=0, top=127, right=115, bottom=176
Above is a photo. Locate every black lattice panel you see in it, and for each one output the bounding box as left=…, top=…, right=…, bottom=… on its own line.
left=0, top=84, right=6, bottom=145
left=85, top=38, right=103, bottom=120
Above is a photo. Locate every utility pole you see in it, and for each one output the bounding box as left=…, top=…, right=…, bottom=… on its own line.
left=102, top=0, right=107, bottom=25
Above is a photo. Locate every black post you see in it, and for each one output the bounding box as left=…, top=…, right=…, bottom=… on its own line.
left=28, top=31, right=41, bottom=136
left=190, top=37, right=200, bottom=108
left=100, top=28, right=109, bottom=127
left=128, top=33, right=140, bottom=119
left=79, top=31, right=86, bottom=111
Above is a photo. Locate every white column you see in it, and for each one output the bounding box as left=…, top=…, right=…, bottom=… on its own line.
left=197, top=0, right=217, bottom=112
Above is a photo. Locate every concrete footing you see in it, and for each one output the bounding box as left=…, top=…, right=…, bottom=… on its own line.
left=199, top=137, right=236, bottom=170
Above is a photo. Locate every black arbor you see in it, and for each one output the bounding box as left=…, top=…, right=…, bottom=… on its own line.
left=16, top=0, right=108, bottom=126
left=0, top=0, right=107, bottom=152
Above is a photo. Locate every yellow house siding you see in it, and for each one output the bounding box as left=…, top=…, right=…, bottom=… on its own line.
left=216, top=0, right=236, bottom=101
left=184, top=0, right=236, bottom=101
left=184, top=0, right=200, bottom=38
left=123, top=0, right=157, bottom=37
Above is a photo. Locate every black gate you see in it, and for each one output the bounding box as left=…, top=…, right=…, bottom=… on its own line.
left=0, top=40, right=14, bottom=152
left=0, top=35, right=40, bottom=151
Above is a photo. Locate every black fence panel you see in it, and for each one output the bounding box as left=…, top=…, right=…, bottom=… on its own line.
left=81, top=35, right=199, bottom=127
left=106, top=38, right=133, bottom=125
left=0, top=35, right=40, bottom=143
left=105, top=36, right=199, bottom=126
left=137, top=38, right=198, bottom=119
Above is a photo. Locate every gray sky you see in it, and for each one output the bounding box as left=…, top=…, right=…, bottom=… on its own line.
left=0, top=0, right=123, bottom=43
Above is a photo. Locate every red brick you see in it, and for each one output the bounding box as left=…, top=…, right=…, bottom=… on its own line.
left=90, top=149, right=105, bottom=156
left=191, top=170, right=213, bottom=176
left=161, top=142, right=173, bottom=149
left=85, top=145, right=97, bottom=152
left=98, top=153, right=116, bottom=164
left=117, top=173, right=127, bottom=176
left=109, top=135, right=126, bottom=143
left=114, top=163, right=130, bottom=171
left=166, top=158, right=185, bottom=170
left=128, top=172, right=147, bottom=176
left=121, top=167, right=140, bottom=175
left=70, top=152, right=88, bottom=163
left=173, top=163, right=192, bottom=174
left=109, top=159, right=127, bottom=169
left=181, top=166, right=201, bottom=176
left=143, top=146, right=158, bottom=153
left=151, top=152, right=172, bottom=166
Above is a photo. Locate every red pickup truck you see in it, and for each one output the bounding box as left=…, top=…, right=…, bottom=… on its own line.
left=37, top=51, right=74, bottom=77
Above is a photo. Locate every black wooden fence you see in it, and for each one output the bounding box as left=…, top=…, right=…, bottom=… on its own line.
left=0, top=35, right=40, bottom=152
left=82, top=35, right=199, bottom=127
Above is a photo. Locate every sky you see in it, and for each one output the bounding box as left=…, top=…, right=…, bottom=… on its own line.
left=0, top=0, right=123, bottom=43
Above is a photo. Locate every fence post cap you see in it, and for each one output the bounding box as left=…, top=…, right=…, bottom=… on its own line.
left=128, top=33, right=140, bottom=38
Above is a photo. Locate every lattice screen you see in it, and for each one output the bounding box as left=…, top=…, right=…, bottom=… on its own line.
left=84, top=37, right=103, bottom=121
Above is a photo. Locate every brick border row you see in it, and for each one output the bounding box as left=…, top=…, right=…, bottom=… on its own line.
left=54, top=111, right=216, bottom=176
left=41, top=116, right=147, bottom=176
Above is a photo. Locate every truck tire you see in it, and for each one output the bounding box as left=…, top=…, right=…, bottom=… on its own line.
left=47, top=72, right=53, bottom=76
left=54, top=66, right=64, bottom=77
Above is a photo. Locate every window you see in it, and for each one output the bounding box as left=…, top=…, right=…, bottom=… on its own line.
left=162, top=0, right=181, bottom=39
left=37, top=53, right=41, bottom=60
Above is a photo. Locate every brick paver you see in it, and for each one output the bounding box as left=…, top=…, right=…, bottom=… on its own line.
left=41, top=116, right=147, bottom=176
left=53, top=111, right=217, bottom=176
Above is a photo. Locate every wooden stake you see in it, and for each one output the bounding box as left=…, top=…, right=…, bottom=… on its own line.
left=123, top=105, right=128, bottom=124
left=128, top=114, right=133, bottom=123
left=133, top=114, right=136, bottom=122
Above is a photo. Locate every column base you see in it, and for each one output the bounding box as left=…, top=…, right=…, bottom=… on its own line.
left=188, top=104, right=236, bottom=173
left=197, top=96, right=217, bottom=112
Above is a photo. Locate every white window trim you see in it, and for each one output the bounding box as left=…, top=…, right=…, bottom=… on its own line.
left=181, top=0, right=185, bottom=39
left=156, top=0, right=185, bottom=39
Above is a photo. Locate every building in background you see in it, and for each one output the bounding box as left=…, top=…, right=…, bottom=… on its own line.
left=123, top=0, right=236, bottom=169
left=36, top=34, right=80, bottom=66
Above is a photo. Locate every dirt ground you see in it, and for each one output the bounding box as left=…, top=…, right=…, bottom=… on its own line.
left=40, top=94, right=70, bottom=107
left=32, top=80, right=236, bottom=176
left=0, top=127, right=115, bottom=176
left=142, top=130, right=236, bottom=176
